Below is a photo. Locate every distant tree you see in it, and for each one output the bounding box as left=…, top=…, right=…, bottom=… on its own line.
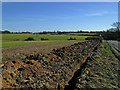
left=111, top=22, right=120, bottom=31
left=107, top=28, right=117, bottom=32
left=43, top=31, right=47, bottom=34
left=2, top=30, right=11, bottom=34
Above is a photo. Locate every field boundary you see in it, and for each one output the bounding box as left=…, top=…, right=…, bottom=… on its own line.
left=107, top=41, right=120, bottom=60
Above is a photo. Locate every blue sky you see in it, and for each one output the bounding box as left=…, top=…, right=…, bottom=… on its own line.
left=2, top=2, right=118, bottom=32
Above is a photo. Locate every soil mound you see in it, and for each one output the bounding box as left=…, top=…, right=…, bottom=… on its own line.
left=2, top=40, right=100, bottom=89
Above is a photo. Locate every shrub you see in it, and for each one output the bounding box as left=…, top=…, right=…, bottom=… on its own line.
left=16, top=39, right=19, bottom=41
left=24, top=37, right=34, bottom=41
left=67, top=37, right=76, bottom=40
left=41, top=38, right=49, bottom=40
left=85, top=37, right=100, bottom=40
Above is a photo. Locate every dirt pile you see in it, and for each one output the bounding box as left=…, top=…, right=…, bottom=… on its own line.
left=2, top=41, right=84, bottom=61
left=2, top=40, right=100, bottom=89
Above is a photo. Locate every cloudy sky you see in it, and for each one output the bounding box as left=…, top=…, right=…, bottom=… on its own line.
left=2, top=2, right=118, bottom=32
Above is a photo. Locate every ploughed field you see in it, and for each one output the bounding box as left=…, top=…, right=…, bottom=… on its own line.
left=2, top=33, right=97, bottom=60
left=1, top=33, right=96, bottom=48
left=2, top=40, right=85, bottom=61
left=2, top=33, right=102, bottom=89
left=2, top=40, right=100, bottom=89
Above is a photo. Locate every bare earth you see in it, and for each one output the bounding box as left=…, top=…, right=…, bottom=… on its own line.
left=2, top=40, right=85, bottom=61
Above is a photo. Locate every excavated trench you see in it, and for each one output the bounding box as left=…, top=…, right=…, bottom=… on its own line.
left=64, top=57, right=91, bottom=90
left=64, top=45, right=98, bottom=90
left=2, top=40, right=100, bottom=89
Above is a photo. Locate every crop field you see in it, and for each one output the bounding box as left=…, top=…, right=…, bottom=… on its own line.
left=68, top=33, right=97, bottom=35
left=1, top=33, right=96, bottom=48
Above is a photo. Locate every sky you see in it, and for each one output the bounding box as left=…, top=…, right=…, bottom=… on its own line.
left=2, top=2, right=118, bottom=32
left=2, top=0, right=120, bottom=2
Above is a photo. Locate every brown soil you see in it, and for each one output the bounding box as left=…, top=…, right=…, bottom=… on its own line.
left=2, top=40, right=85, bottom=61
left=2, top=40, right=100, bottom=89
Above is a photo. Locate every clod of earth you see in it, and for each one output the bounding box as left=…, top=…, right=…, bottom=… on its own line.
left=2, top=40, right=100, bottom=89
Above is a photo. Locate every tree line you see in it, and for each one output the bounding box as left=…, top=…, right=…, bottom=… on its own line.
left=0, top=30, right=100, bottom=34
left=102, top=22, right=120, bottom=41
left=1, top=22, right=120, bottom=41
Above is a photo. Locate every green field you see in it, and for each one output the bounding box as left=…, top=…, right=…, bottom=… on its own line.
left=69, top=33, right=97, bottom=35
left=1, top=34, right=95, bottom=48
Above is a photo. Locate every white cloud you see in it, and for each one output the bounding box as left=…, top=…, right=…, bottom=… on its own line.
left=85, top=11, right=108, bottom=16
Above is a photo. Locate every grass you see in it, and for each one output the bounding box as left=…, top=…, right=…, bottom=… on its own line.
left=85, top=41, right=119, bottom=88
left=100, top=41, right=120, bottom=60
left=1, top=34, right=94, bottom=48
left=69, top=33, right=97, bottom=35
left=1, top=40, right=60, bottom=48
left=100, top=41, right=112, bottom=57
left=2, top=34, right=92, bottom=41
